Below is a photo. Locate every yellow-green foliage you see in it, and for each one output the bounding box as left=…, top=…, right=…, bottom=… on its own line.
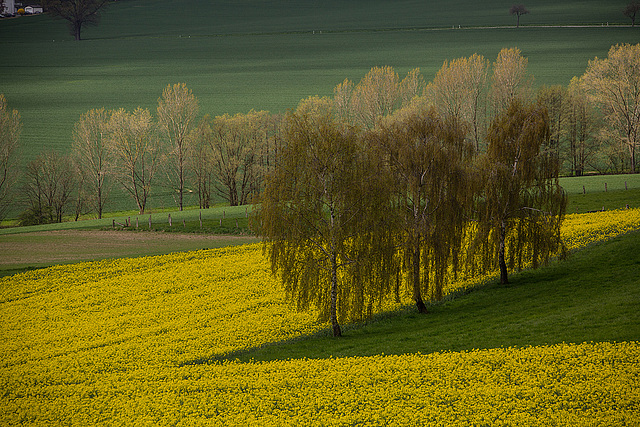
left=1, top=209, right=639, bottom=425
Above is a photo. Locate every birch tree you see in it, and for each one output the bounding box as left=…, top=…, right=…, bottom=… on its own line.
left=256, top=96, right=395, bottom=337
left=472, top=100, right=566, bottom=285
left=375, top=101, right=473, bottom=312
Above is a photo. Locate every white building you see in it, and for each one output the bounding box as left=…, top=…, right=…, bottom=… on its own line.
left=3, top=0, right=16, bottom=14
left=25, top=5, right=42, bottom=14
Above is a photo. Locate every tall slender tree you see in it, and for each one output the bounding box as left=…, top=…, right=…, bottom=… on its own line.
left=472, top=100, right=566, bottom=285
left=256, top=96, right=395, bottom=336
left=72, top=108, right=112, bottom=219
left=509, top=4, right=530, bottom=28
left=109, top=107, right=162, bottom=214
left=375, top=101, right=473, bottom=312
left=157, top=83, right=199, bottom=211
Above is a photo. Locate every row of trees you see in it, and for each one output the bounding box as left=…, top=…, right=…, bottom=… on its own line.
left=255, top=43, right=640, bottom=336
left=0, top=44, right=638, bottom=225
left=3, top=84, right=280, bottom=225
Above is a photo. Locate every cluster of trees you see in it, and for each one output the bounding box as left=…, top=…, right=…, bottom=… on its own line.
left=256, top=44, right=640, bottom=336
left=0, top=44, right=638, bottom=228
left=0, top=84, right=281, bottom=225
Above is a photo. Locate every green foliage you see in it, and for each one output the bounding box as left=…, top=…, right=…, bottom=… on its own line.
left=256, top=97, right=396, bottom=336
left=473, top=100, right=567, bottom=284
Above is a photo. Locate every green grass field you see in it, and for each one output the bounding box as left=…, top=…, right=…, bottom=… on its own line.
left=0, top=0, right=636, bottom=179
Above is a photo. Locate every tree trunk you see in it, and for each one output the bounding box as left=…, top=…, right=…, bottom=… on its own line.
left=499, top=220, right=509, bottom=284
left=412, top=235, right=428, bottom=313
left=330, top=251, right=342, bottom=337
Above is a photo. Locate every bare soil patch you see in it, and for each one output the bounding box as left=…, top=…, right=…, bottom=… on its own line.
left=0, top=230, right=258, bottom=274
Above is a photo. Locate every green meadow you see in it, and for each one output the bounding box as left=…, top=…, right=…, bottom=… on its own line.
left=0, top=0, right=638, bottom=214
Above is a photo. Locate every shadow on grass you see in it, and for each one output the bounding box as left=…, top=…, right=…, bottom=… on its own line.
left=195, top=230, right=640, bottom=364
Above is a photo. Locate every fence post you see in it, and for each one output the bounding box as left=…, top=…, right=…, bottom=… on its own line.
left=127, top=216, right=131, bottom=227
left=223, top=210, right=226, bottom=219
left=112, top=219, right=115, bottom=229
left=583, top=185, right=586, bottom=194
left=625, top=181, right=628, bottom=190
left=149, top=215, right=152, bottom=229
left=199, top=211, right=202, bottom=228
left=169, top=214, right=172, bottom=227
left=183, top=219, right=186, bottom=228
left=136, top=217, right=139, bottom=229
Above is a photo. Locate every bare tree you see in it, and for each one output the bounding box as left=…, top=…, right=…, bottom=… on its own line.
left=72, top=108, right=112, bottom=219
left=108, top=108, right=162, bottom=214
left=490, top=47, right=533, bottom=119
left=208, top=110, right=270, bottom=206
left=581, top=43, right=640, bottom=173
left=21, top=151, right=76, bottom=224
left=0, top=94, right=21, bottom=222
left=426, top=54, right=490, bottom=152
left=624, top=2, right=640, bottom=26
left=566, top=78, right=599, bottom=176
left=41, top=0, right=110, bottom=41
left=190, top=116, right=215, bottom=209
left=510, top=4, right=530, bottom=28
left=157, top=83, right=199, bottom=211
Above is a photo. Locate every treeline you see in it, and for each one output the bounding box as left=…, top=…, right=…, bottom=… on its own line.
left=0, top=44, right=638, bottom=226
left=256, top=43, right=640, bottom=336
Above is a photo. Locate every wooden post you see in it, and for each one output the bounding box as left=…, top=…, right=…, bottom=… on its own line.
left=169, top=214, right=172, bottom=227
left=199, top=211, right=202, bottom=228
left=245, top=207, right=248, bottom=218
left=149, top=215, right=152, bottom=229
left=235, top=218, right=238, bottom=228
left=127, top=216, right=131, bottom=227
left=136, top=217, right=139, bottom=229
left=219, top=218, right=222, bottom=226
left=183, top=219, right=186, bottom=228
left=112, top=219, right=115, bottom=229
left=583, top=185, right=586, bottom=194
left=625, top=181, right=628, bottom=190
left=223, top=210, right=226, bottom=219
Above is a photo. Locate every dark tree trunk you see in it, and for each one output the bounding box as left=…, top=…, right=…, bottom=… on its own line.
left=412, top=235, right=429, bottom=314
left=499, top=220, right=509, bottom=284
left=330, top=251, right=342, bottom=337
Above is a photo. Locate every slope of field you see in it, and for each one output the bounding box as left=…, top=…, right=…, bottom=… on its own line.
left=1, top=209, right=639, bottom=425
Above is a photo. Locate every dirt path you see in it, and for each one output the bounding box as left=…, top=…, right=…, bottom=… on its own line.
left=0, top=230, right=258, bottom=273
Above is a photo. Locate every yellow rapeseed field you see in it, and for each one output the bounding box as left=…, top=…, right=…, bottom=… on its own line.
left=1, top=209, right=639, bottom=425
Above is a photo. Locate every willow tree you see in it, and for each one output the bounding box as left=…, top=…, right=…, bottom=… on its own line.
left=472, top=100, right=566, bottom=285
left=374, top=100, right=473, bottom=312
left=256, top=96, right=396, bottom=337
left=157, top=83, right=199, bottom=211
